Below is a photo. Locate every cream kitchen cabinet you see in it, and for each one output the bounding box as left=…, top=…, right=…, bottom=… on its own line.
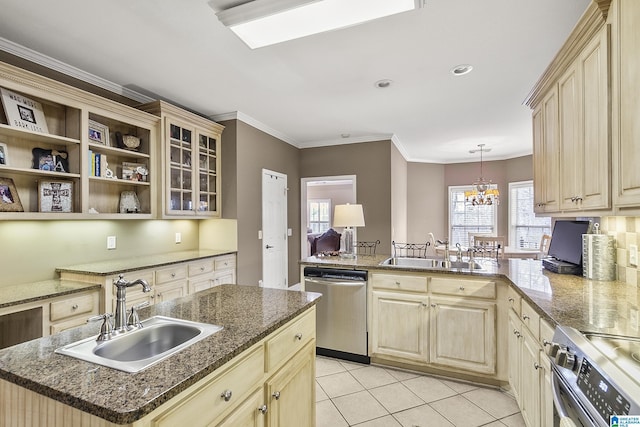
left=138, top=101, right=223, bottom=218
left=370, top=290, right=429, bottom=363
left=532, top=88, right=560, bottom=214
left=369, top=271, right=504, bottom=380
left=48, top=291, right=100, bottom=334
left=507, top=295, right=554, bottom=427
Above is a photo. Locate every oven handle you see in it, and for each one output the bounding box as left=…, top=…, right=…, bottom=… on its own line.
left=551, top=367, right=578, bottom=427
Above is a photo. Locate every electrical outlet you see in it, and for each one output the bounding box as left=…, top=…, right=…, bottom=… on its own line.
left=107, top=236, right=116, bottom=250
left=630, top=244, right=638, bottom=267
left=175, top=232, right=182, bottom=244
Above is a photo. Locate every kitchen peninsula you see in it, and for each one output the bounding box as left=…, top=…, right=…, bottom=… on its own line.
left=0, top=285, right=321, bottom=426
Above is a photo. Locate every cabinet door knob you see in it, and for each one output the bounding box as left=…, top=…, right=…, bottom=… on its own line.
left=459, top=286, right=465, bottom=291
left=431, top=303, right=437, bottom=308
left=395, top=281, right=400, bottom=285
left=72, top=304, right=79, bottom=310
left=258, top=404, right=268, bottom=414
left=534, top=363, right=541, bottom=370
left=421, top=302, right=427, bottom=307
left=295, top=333, right=303, bottom=340
left=221, top=389, right=233, bottom=402
left=523, top=314, right=530, bottom=320
left=272, top=391, right=281, bottom=400
left=171, top=273, right=176, bottom=278
left=200, top=266, right=205, bottom=271
left=508, top=297, right=514, bottom=303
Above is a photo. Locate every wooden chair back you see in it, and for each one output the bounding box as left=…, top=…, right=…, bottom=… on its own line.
left=474, top=236, right=506, bottom=259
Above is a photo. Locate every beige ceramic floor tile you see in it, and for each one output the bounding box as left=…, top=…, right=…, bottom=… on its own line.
left=316, top=381, right=329, bottom=402
left=340, top=359, right=368, bottom=371
left=316, top=400, right=348, bottom=427
left=316, top=356, right=347, bottom=377
left=462, top=388, right=520, bottom=419
left=353, top=415, right=402, bottom=427
left=332, top=390, right=389, bottom=425
left=429, top=395, right=496, bottom=427
left=386, top=368, right=421, bottom=382
left=350, top=366, right=398, bottom=389
left=482, top=422, right=507, bottom=427
left=500, top=413, right=527, bottom=427
left=402, top=376, right=458, bottom=403
left=393, top=404, right=455, bottom=427
left=369, top=382, right=424, bottom=413
left=316, top=371, right=364, bottom=398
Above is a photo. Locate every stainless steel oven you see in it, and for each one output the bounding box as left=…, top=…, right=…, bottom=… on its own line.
left=548, top=326, right=640, bottom=426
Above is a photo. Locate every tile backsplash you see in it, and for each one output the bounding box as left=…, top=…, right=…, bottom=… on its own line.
left=601, top=216, right=640, bottom=286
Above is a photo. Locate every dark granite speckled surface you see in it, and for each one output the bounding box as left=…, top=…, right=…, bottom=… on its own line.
left=56, top=250, right=236, bottom=276
left=0, top=284, right=321, bottom=424
left=301, top=255, right=640, bottom=337
left=0, top=280, right=101, bottom=309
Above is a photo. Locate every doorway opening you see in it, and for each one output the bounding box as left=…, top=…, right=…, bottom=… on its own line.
left=301, top=175, right=356, bottom=258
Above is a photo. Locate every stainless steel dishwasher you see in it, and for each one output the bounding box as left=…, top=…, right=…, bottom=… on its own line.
left=304, top=266, right=369, bottom=364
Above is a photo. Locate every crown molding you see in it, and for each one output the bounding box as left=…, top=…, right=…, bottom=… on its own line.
left=0, top=37, right=154, bottom=103
left=210, top=111, right=300, bottom=147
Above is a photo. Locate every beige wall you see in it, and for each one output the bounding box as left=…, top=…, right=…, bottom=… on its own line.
left=391, top=144, right=408, bottom=243
left=300, top=140, right=393, bottom=255
left=221, top=120, right=300, bottom=286
left=407, top=155, right=533, bottom=245
left=407, top=162, right=446, bottom=244
left=0, top=220, right=202, bottom=286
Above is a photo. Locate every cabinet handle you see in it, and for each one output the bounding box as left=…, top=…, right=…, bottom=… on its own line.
left=72, top=304, right=79, bottom=310
left=508, top=297, right=514, bottom=303
left=513, top=330, right=521, bottom=338
left=395, top=281, right=400, bottom=285
left=459, top=286, right=465, bottom=291
left=258, top=405, right=268, bottom=414
left=534, top=363, right=541, bottom=370
left=431, top=303, right=436, bottom=308
left=221, top=389, right=233, bottom=402
left=224, top=262, right=228, bottom=266
left=272, top=391, right=281, bottom=400
left=295, top=333, right=303, bottom=340
left=200, top=266, right=205, bottom=271
left=421, top=302, right=428, bottom=307
left=523, top=314, right=530, bottom=320
left=543, top=339, right=551, bottom=347
left=171, top=273, right=176, bottom=278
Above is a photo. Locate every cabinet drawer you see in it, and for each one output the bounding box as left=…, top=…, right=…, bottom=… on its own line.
left=430, top=277, right=496, bottom=299
left=507, top=286, right=522, bottom=315
left=521, top=299, right=540, bottom=339
left=265, top=308, right=316, bottom=373
left=371, top=273, right=428, bottom=293
left=188, top=259, right=214, bottom=278
left=156, top=265, right=187, bottom=284
left=540, top=318, right=554, bottom=348
left=50, top=316, right=92, bottom=335
left=151, top=345, right=264, bottom=427
left=50, top=293, right=97, bottom=322
left=215, top=256, right=236, bottom=271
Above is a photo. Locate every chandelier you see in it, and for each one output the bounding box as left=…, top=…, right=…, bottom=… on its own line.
left=465, top=144, right=500, bottom=206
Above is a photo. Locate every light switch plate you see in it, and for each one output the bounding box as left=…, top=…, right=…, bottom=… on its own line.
left=107, top=236, right=116, bottom=250
left=630, top=244, right=638, bottom=267
left=175, top=232, right=182, bottom=244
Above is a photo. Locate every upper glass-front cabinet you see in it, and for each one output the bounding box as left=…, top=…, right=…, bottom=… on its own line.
left=139, top=101, right=223, bottom=218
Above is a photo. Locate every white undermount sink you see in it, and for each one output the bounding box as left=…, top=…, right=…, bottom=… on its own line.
left=55, top=316, right=223, bottom=373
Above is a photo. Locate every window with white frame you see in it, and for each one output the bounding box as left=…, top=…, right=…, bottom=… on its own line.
left=449, top=185, right=497, bottom=246
left=308, top=199, right=331, bottom=234
left=509, top=181, right=552, bottom=249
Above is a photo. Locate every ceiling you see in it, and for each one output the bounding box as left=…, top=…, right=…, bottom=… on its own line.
left=0, top=0, right=590, bottom=163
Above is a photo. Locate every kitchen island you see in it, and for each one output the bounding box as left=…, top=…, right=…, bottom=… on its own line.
left=300, top=254, right=640, bottom=338
left=0, top=284, right=321, bottom=425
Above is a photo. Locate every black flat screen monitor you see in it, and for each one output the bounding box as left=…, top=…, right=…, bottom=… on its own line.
left=547, top=220, right=590, bottom=266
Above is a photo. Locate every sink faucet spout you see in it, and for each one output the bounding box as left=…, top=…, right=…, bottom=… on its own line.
left=113, top=274, right=152, bottom=333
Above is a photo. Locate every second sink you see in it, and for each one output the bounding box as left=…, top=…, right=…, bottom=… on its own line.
left=56, top=316, right=223, bottom=373
left=380, top=257, right=483, bottom=270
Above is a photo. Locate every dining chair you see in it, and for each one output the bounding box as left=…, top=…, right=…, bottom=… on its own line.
left=474, top=236, right=506, bottom=259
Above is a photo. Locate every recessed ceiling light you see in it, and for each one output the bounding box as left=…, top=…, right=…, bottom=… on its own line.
left=375, top=79, right=393, bottom=89
left=451, top=64, right=473, bottom=76
left=341, top=133, right=351, bottom=138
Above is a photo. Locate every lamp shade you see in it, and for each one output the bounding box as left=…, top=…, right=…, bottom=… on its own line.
left=333, top=204, right=365, bottom=227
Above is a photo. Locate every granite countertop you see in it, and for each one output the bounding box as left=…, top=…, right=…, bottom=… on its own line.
left=56, top=250, right=236, bottom=276
left=0, top=284, right=321, bottom=424
left=0, top=280, right=101, bottom=310
left=300, top=255, right=640, bottom=338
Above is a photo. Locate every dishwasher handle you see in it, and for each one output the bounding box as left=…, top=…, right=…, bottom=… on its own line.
left=304, top=277, right=366, bottom=287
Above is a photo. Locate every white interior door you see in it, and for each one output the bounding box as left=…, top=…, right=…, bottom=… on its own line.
left=262, top=169, right=288, bottom=289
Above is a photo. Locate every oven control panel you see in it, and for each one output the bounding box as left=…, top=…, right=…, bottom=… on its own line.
left=577, top=359, right=631, bottom=421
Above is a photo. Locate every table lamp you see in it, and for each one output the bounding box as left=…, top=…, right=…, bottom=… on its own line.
left=333, top=204, right=365, bottom=258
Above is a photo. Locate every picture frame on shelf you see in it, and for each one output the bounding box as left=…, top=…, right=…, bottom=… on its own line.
left=0, top=142, right=7, bottom=165
left=32, top=148, right=69, bottom=173
left=121, top=161, right=148, bottom=182
left=0, top=177, right=23, bottom=212
left=0, top=87, right=50, bottom=134
left=88, top=119, right=110, bottom=145
left=38, top=180, right=73, bottom=213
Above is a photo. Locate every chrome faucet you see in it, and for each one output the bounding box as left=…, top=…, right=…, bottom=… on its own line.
left=437, top=239, right=450, bottom=260
left=455, top=243, right=463, bottom=262
left=113, top=274, right=151, bottom=333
